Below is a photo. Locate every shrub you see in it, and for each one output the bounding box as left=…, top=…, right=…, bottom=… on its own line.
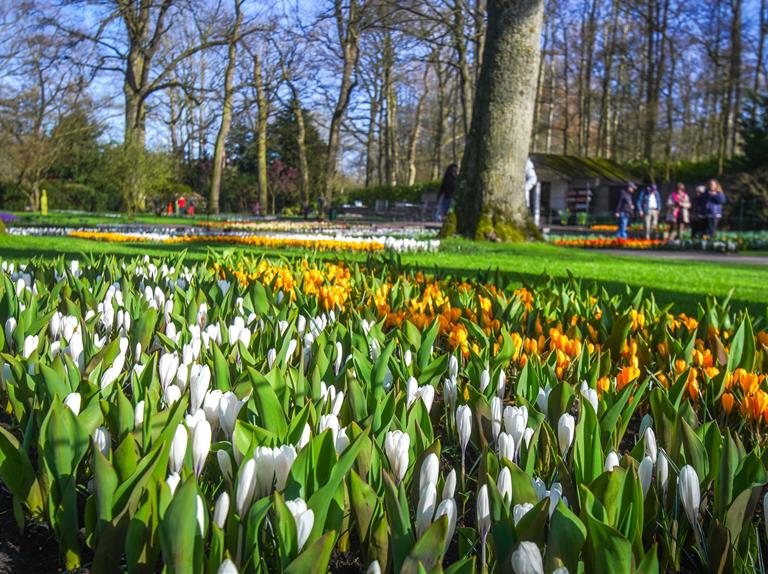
left=341, top=181, right=441, bottom=205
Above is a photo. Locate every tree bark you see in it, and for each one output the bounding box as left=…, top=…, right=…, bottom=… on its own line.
left=209, top=0, right=243, bottom=215
left=322, top=0, right=361, bottom=207
left=453, top=0, right=473, bottom=138
left=454, top=0, right=544, bottom=240
left=406, top=67, right=429, bottom=186
left=254, top=52, right=268, bottom=211
left=291, top=91, right=310, bottom=205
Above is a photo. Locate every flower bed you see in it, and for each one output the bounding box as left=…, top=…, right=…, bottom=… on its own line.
left=1, top=254, right=767, bottom=573
left=551, top=237, right=667, bottom=249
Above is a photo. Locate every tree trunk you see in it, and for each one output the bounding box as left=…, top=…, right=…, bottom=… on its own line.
left=453, top=0, right=473, bottom=138
left=432, top=56, right=448, bottom=180
left=292, top=92, right=310, bottom=205
left=254, top=52, right=268, bottom=212
left=210, top=1, right=243, bottom=215
left=365, top=80, right=381, bottom=188
left=454, top=0, right=544, bottom=240
left=323, top=0, right=361, bottom=207
left=407, top=67, right=429, bottom=185
left=383, top=30, right=398, bottom=187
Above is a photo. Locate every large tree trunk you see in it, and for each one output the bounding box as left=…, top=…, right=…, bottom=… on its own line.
left=454, top=0, right=544, bottom=240
left=254, top=52, right=268, bottom=212
left=210, top=1, right=243, bottom=215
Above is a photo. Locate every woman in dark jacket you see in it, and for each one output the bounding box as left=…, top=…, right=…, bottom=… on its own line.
left=703, top=179, right=726, bottom=238
left=435, top=164, right=459, bottom=221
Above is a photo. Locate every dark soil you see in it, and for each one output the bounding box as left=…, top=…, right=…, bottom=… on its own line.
left=0, top=484, right=63, bottom=574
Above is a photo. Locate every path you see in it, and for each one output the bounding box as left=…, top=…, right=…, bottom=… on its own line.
left=597, top=249, right=768, bottom=266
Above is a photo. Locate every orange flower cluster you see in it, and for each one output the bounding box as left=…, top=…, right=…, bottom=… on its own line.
left=721, top=369, right=768, bottom=421
left=68, top=231, right=386, bottom=252
left=590, top=224, right=619, bottom=232
left=552, top=237, right=667, bottom=249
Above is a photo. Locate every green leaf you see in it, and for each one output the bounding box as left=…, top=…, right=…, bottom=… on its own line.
left=546, top=502, right=587, bottom=574
left=284, top=531, right=336, bottom=574
left=159, top=478, right=199, bottom=574
left=583, top=508, right=634, bottom=574
left=401, top=515, right=449, bottom=574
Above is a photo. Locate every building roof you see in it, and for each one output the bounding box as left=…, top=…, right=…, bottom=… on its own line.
left=531, top=153, right=633, bottom=183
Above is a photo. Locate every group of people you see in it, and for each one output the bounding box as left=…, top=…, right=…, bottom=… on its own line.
left=615, top=179, right=727, bottom=240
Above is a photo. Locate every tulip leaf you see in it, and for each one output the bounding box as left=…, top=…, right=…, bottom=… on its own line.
left=383, top=470, right=415, bottom=573
left=307, top=428, right=370, bottom=543
left=372, top=339, right=396, bottom=400
left=546, top=501, right=586, bottom=574
left=680, top=418, right=709, bottom=482
left=284, top=530, right=335, bottom=574
left=583, top=507, right=634, bottom=574
left=574, top=399, right=602, bottom=485
left=247, top=367, right=287, bottom=436
left=273, top=491, right=298, bottom=566
left=401, top=515, right=449, bottom=574
left=159, top=478, right=198, bottom=574
left=0, top=426, right=36, bottom=504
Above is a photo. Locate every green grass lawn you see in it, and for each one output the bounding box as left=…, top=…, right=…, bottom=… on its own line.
left=0, top=234, right=764, bottom=316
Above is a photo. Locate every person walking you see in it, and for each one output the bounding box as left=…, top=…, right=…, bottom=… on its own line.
left=690, top=185, right=707, bottom=238
left=666, top=182, right=691, bottom=240
left=615, top=182, right=637, bottom=239
left=703, top=179, right=726, bottom=238
left=435, top=164, right=459, bottom=221
left=637, top=184, right=661, bottom=239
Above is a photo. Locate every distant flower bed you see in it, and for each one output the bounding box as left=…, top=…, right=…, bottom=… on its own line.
left=552, top=237, right=666, bottom=249
left=589, top=224, right=617, bottom=232
left=0, top=212, right=18, bottom=223
left=67, top=230, right=440, bottom=253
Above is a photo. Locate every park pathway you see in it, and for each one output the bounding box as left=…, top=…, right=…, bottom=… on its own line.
left=598, top=249, right=768, bottom=266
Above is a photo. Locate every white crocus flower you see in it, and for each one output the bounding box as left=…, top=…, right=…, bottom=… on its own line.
left=477, top=484, right=491, bottom=569
left=189, top=364, right=210, bottom=415
left=415, top=482, right=437, bottom=537
left=192, top=419, right=212, bottom=477
left=639, top=456, right=654, bottom=497
left=678, top=465, right=701, bottom=528
left=557, top=413, right=575, bottom=456
left=23, top=335, right=38, bottom=359
left=491, top=397, right=503, bottom=441
left=213, top=491, right=230, bottom=529
left=644, top=427, right=658, bottom=465
left=657, top=450, right=669, bottom=496
left=384, top=430, right=410, bottom=484
left=442, top=469, right=456, bottom=500
left=456, top=405, right=472, bottom=472
left=498, top=466, right=513, bottom=507
left=285, top=498, right=314, bottom=552
left=93, top=426, right=111, bottom=457
left=511, top=541, right=544, bottom=574
left=479, top=368, right=490, bottom=392
left=235, top=458, right=257, bottom=516
left=166, top=472, right=181, bottom=496
left=513, top=502, right=534, bottom=526
left=604, top=450, right=620, bottom=472
left=419, top=453, right=439, bottom=492
left=274, top=445, right=298, bottom=491
left=498, top=432, right=515, bottom=463
left=503, top=405, right=528, bottom=460
left=253, top=446, right=276, bottom=498
left=158, top=353, right=179, bottom=390
left=435, top=498, right=457, bottom=542
left=168, top=424, right=188, bottom=475
left=63, top=392, right=82, bottom=416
